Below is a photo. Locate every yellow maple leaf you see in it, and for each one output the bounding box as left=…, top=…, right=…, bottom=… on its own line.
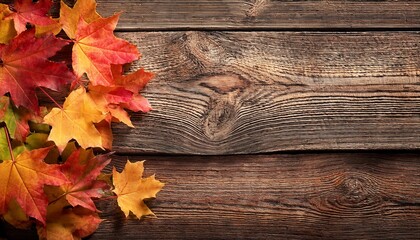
left=3, top=200, right=31, bottom=230
left=43, top=87, right=106, bottom=152
left=112, top=160, right=164, bottom=219
left=0, top=4, right=16, bottom=44
left=60, top=0, right=102, bottom=39
left=35, top=19, right=62, bottom=37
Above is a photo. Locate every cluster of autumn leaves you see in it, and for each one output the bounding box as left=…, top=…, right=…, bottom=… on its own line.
left=0, top=0, right=164, bottom=239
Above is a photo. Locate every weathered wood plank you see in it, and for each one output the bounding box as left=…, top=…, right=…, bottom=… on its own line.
left=95, top=153, right=420, bottom=239
left=107, top=31, right=420, bottom=154
left=3, top=0, right=420, bottom=30
left=2, top=153, right=419, bottom=239
left=91, top=0, right=420, bottom=30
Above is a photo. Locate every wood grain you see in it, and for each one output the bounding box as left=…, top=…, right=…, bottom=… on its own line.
left=0, top=1, right=418, bottom=240
left=106, top=31, right=420, bottom=154
left=92, top=154, right=420, bottom=239
left=2, top=153, right=419, bottom=239
left=90, top=0, right=420, bottom=30
left=4, top=0, right=420, bottom=30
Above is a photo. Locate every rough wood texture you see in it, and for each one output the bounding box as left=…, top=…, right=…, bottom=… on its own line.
left=2, top=153, right=419, bottom=239
left=1, top=1, right=419, bottom=239
left=93, top=154, right=419, bottom=239
left=109, top=31, right=420, bottom=154
left=91, top=0, right=420, bottom=30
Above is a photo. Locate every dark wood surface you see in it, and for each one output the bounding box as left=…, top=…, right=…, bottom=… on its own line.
left=93, top=153, right=420, bottom=239
left=92, top=0, right=420, bottom=30
left=2, top=153, right=419, bottom=240
left=2, top=0, right=420, bottom=239
left=110, top=31, right=420, bottom=154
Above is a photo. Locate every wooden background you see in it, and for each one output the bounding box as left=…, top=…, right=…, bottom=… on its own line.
left=2, top=0, right=420, bottom=239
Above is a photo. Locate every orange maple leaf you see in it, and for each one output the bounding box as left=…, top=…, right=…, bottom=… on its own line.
left=0, top=29, right=75, bottom=111
left=6, top=0, right=57, bottom=34
left=59, top=149, right=111, bottom=211
left=43, top=87, right=106, bottom=152
left=72, top=14, right=139, bottom=86
left=113, top=160, right=164, bottom=219
left=0, top=146, right=68, bottom=225
left=60, top=0, right=102, bottom=39
left=95, top=119, right=113, bottom=150
left=89, top=65, right=153, bottom=127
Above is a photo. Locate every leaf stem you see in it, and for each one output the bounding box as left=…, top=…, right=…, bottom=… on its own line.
left=38, top=87, right=63, bottom=109
left=1, top=124, right=16, bottom=162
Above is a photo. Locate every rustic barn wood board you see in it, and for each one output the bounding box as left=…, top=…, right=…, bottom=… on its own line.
left=111, top=31, right=420, bottom=155
left=2, top=153, right=420, bottom=239
left=94, top=0, right=420, bottom=30
left=1, top=0, right=420, bottom=239
left=88, top=153, right=420, bottom=239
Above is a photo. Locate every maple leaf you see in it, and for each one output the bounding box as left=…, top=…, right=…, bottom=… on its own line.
left=43, top=87, right=106, bottom=152
left=72, top=14, right=139, bottom=86
left=0, top=29, right=75, bottom=111
left=0, top=96, right=31, bottom=141
left=113, top=160, right=164, bottom=219
left=0, top=4, right=17, bottom=44
left=25, top=133, right=49, bottom=150
left=111, top=64, right=153, bottom=93
left=58, top=149, right=111, bottom=211
left=89, top=85, right=135, bottom=127
left=6, top=0, right=57, bottom=34
left=110, top=65, right=153, bottom=113
left=0, top=131, right=10, bottom=161
left=3, top=200, right=32, bottom=230
left=0, top=146, right=68, bottom=225
left=37, top=197, right=101, bottom=240
left=88, top=65, right=154, bottom=127
left=35, top=19, right=62, bottom=37
left=60, top=0, right=102, bottom=39
left=95, top=119, right=113, bottom=150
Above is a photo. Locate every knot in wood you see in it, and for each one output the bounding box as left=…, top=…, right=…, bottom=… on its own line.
left=335, top=174, right=382, bottom=209
left=199, top=75, right=249, bottom=94
left=184, top=32, right=226, bottom=68
left=341, top=176, right=368, bottom=203
left=203, top=97, right=237, bottom=142
left=246, top=0, right=269, bottom=18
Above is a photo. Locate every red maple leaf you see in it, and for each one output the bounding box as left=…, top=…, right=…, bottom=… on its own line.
left=0, top=147, right=68, bottom=225
left=89, top=65, right=153, bottom=127
left=72, top=14, right=140, bottom=86
left=0, top=29, right=75, bottom=111
left=7, top=0, right=56, bottom=34
left=59, top=149, right=111, bottom=211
